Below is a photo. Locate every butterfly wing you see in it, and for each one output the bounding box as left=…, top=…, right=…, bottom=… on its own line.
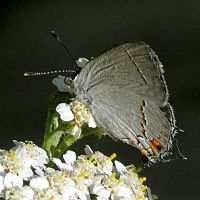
left=75, top=42, right=176, bottom=161
left=76, top=42, right=168, bottom=105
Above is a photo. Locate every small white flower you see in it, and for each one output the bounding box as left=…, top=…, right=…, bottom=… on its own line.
left=76, top=57, right=89, bottom=68
left=0, top=147, right=34, bottom=181
left=56, top=100, right=96, bottom=132
left=61, top=185, right=77, bottom=199
left=4, top=172, right=23, bottom=189
left=20, top=186, right=35, bottom=200
left=0, top=142, right=149, bottom=200
left=70, top=100, right=96, bottom=128
left=56, top=103, right=74, bottom=121
left=11, top=141, right=48, bottom=180
left=30, top=177, right=49, bottom=190
left=13, top=140, right=48, bottom=168
left=4, top=186, right=35, bottom=200
left=53, top=150, right=76, bottom=172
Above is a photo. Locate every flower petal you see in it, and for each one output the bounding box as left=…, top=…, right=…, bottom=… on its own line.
left=0, top=175, right=5, bottom=192
left=0, top=163, right=4, bottom=173
left=91, top=184, right=110, bottom=198
left=56, top=103, right=74, bottom=121
left=76, top=188, right=87, bottom=200
left=30, top=177, right=49, bottom=189
left=52, top=75, right=69, bottom=92
left=76, top=58, right=89, bottom=68
left=52, top=158, right=65, bottom=171
left=114, top=160, right=127, bottom=175
left=4, top=173, right=23, bottom=189
left=63, top=150, right=76, bottom=164
left=21, top=186, right=35, bottom=200
left=71, top=125, right=82, bottom=138
left=84, top=145, right=93, bottom=156
left=17, top=167, right=33, bottom=181
left=88, top=114, right=96, bottom=128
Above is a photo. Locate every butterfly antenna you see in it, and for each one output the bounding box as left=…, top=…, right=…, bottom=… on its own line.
left=51, top=30, right=78, bottom=71
left=162, top=139, right=187, bottom=163
left=24, top=69, right=75, bottom=77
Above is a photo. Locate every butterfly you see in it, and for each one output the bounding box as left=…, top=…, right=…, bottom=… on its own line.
left=70, top=42, right=181, bottom=164
left=26, top=32, right=185, bottom=164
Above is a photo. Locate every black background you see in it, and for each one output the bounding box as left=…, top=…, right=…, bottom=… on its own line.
left=0, top=1, right=199, bottom=199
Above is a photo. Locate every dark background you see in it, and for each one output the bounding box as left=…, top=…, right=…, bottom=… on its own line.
left=0, top=1, right=199, bottom=199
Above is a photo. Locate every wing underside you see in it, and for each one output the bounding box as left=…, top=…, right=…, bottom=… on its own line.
left=75, top=42, right=176, bottom=160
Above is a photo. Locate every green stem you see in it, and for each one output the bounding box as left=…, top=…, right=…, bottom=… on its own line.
left=43, top=92, right=71, bottom=151
left=43, top=91, right=104, bottom=162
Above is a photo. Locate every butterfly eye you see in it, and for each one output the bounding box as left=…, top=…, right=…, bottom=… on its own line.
left=71, top=67, right=82, bottom=80
left=71, top=71, right=77, bottom=80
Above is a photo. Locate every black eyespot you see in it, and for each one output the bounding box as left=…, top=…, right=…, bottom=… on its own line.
left=157, top=145, right=162, bottom=151
left=141, top=155, right=149, bottom=164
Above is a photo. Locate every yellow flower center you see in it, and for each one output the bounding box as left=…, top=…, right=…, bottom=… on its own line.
left=49, top=196, right=55, bottom=200
left=77, top=171, right=85, bottom=179
left=108, top=153, right=117, bottom=161
left=8, top=150, right=16, bottom=160
left=59, top=171, right=66, bottom=179
left=89, top=155, right=94, bottom=162
left=139, top=177, right=147, bottom=183
left=141, top=185, right=147, bottom=191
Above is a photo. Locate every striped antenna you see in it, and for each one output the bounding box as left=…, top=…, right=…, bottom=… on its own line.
left=24, top=31, right=80, bottom=78
left=51, top=30, right=78, bottom=70
left=24, top=69, right=75, bottom=77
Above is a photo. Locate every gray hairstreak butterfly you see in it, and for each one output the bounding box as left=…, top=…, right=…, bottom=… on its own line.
left=25, top=32, right=186, bottom=164
left=72, top=42, right=186, bottom=164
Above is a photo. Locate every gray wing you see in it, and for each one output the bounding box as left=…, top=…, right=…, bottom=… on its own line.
left=75, top=42, right=175, bottom=157
left=76, top=42, right=168, bottom=106
left=90, top=91, right=174, bottom=156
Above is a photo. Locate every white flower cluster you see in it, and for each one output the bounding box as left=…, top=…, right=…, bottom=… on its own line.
left=56, top=99, right=96, bottom=138
left=0, top=141, right=149, bottom=200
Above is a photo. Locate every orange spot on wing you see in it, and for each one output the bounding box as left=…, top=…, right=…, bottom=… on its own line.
left=141, top=148, right=148, bottom=157
left=140, top=148, right=149, bottom=163
left=150, top=138, right=162, bottom=151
